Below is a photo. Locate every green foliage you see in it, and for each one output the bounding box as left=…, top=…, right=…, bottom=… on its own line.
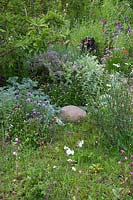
left=0, top=3, right=67, bottom=79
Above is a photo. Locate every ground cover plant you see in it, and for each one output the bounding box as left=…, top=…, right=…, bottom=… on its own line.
left=0, top=0, right=133, bottom=199
left=0, top=77, right=62, bottom=146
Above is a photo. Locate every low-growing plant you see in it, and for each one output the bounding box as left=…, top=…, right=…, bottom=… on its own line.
left=0, top=77, right=61, bottom=146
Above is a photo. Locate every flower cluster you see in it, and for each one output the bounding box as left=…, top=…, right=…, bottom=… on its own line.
left=63, top=140, right=84, bottom=172
left=100, top=17, right=132, bottom=38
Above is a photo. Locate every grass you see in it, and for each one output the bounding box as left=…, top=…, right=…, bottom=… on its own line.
left=0, top=120, right=133, bottom=200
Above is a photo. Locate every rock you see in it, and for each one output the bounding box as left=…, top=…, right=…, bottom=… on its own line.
left=59, top=105, right=87, bottom=122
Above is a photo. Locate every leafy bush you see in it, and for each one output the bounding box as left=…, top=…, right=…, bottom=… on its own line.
left=0, top=77, right=60, bottom=146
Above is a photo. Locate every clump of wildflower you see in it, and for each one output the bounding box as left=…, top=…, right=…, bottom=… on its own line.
left=76, top=140, right=84, bottom=148
left=64, top=146, right=74, bottom=156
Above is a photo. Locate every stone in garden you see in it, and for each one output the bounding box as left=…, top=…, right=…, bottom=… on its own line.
left=59, top=105, right=87, bottom=122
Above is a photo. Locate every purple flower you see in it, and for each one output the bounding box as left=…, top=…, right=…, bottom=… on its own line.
left=27, top=92, right=33, bottom=97
left=113, top=32, right=118, bottom=37
left=26, top=98, right=31, bottom=103
left=131, top=155, right=133, bottom=160
left=119, top=27, right=123, bottom=32
left=26, top=113, right=30, bottom=119
left=124, top=16, right=127, bottom=21
left=127, top=26, right=131, bottom=33
left=15, top=95, right=19, bottom=99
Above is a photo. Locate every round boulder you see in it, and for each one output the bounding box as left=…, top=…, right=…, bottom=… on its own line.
left=59, top=105, right=87, bottom=122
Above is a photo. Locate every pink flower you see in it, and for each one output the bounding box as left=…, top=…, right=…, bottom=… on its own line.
left=120, top=149, right=125, bottom=154
left=131, top=162, right=133, bottom=166
left=130, top=189, right=133, bottom=194
left=124, top=157, right=128, bottom=161
left=130, top=171, right=133, bottom=176
left=131, top=155, right=133, bottom=160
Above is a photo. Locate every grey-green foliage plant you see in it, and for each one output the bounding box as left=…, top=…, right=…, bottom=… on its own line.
left=0, top=77, right=60, bottom=146
left=74, top=55, right=104, bottom=107
left=94, top=74, right=132, bottom=145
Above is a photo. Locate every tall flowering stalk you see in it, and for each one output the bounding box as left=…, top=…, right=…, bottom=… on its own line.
left=12, top=138, right=20, bottom=197
left=119, top=150, right=133, bottom=196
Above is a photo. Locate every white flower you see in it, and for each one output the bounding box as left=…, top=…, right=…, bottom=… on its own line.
left=76, top=140, right=84, bottom=148
left=64, top=146, right=69, bottom=150
left=113, top=63, right=121, bottom=68
left=13, top=151, right=17, bottom=157
left=67, top=159, right=73, bottom=163
left=118, top=161, right=122, bottom=164
left=66, top=148, right=74, bottom=156
left=64, top=146, right=74, bottom=155
left=72, top=167, right=76, bottom=171
left=53, top=165, right=57, bottom=169
left=14, top=138, right=19, bottom=144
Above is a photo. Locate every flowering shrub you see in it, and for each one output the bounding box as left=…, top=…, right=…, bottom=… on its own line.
left=0, top=77, right=61, bottom=146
